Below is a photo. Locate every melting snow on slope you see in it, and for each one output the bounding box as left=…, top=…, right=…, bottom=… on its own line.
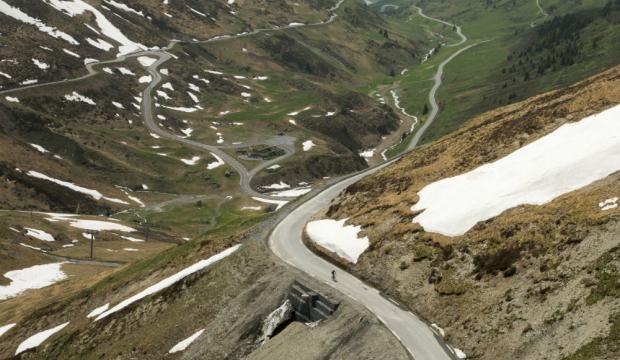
left=251, top=197, right=288, bottom=211
left=63, top=48, right=80, bottom=58
left=0, top=263, right=67, bottom=300
left=120, top=235, right=144, bottom=242
left=262, top=181, right=290, bottom=190
left=206, top=153, right=225, bottom=170
left=86, top=303, right=110, bottom=318
left=104, top=0, right=144, bottom=17
left=453, top=348, right=467, bottom=359
left=599, top=197, right=618, bottom=211
left=5, top=96, right=19, bottom=103
left=187, top=91, right=199, bottom=103
left=169, top=329, right=205, bottom=353
left=32, top=58, right=50, bottom=70
left=359, top=149, right=375, bottom=162
left=180, top=156, right=200, bottom=166
left=306, top=218, right=369, bottom=263
left=412, top=104, right=620, bottom=237
left=162, top=105, right=197, bottom=113
left=117, top=66, right=135, bottom=75
left=180, top=127, right=194, bottom=137
left=0, top=1, right=79, bottom=45
left=25, top=228, right=55, bottom=242
left=0, top=323, right=16, bottom=338
left=138, top=75, right=152, bottom=83
left=43, top=213, right=137, bottom=232
left=26, top=170, right=128, bottom=204
left=20, top=79, right=38, bottom=85
left=64, top=91, right=96, bottom=105
left=302, top=140, right=315, bottom=151
left=86, top=37, right=113, bottom=51
left=95, top=244, right=242, bottom=321
left=30, top=143, right=50, bottom=153
left=45, top=0, right=146, bottom=56
left=67, top=219, right=136, bottom=232
left=270, top=187, right=312, bottom=197
left=15, top=322, right=70, bottom=355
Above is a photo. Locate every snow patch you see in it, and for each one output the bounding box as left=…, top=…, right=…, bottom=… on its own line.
left=32, top=58, right=50, bottom=70
left=206, top=153, right=225, bottom=170
left=180, top=156, right=200, bottom=166
left=169, top=329, right=205, bottom=353
left=86, top=303, right=109, bottom=318
left=30, top=143, right=50, bottom=154
left=25, top=228, right=55, bottom=242
left=1, top=263, right=67, bottom=301
left=262, top=181, right=290, bottom=190
left=302, top=140, right=315, bottom=151
left=270, top=187, right=311, bottom=197
left=64, top=91, right=96, bottom=105
left=599, top=197, right=618, bottom=211
left=15, top=322, right=70, bottom=355
left=306, top=219, right=369, bottom=263
left=0, top=323, right=16, bottom=338
left=162, top=105, right=197, bottom=113
left=251, top=197, right=288, bottom=211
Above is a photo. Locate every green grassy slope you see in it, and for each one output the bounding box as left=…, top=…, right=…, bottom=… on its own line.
left=387, top=0, right=620, bottom=144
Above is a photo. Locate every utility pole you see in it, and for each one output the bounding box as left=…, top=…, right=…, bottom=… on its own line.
left=87, top=230, right=98, bottom=259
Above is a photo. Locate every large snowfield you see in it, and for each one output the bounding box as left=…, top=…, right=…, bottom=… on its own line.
left=306, top=218, right=369, bottom=263
left=412, top=104, right=620, bottom=236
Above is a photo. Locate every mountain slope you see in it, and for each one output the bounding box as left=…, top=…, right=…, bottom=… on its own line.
left=306, top=64, right=620, bottom=359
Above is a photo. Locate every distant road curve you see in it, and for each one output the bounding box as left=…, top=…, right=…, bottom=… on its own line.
left=407, top=42, right=485, bottom=151
left=413, top=5, right=467, bottom=47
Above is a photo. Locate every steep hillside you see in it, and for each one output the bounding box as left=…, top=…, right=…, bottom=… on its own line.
left=0, top=217, right=409, bottom=359
left=0, top=0, right=340, bottom=86
left=306, top=65, right=620, bottom=359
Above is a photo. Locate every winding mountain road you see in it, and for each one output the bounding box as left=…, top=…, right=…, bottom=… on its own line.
left=406, top=42, right=483, bottom=151
left=414, top=6, right=467, bottom=47
left=0, top=1, right=346, bottom=201
left=270, top=4, right=483, bottom=360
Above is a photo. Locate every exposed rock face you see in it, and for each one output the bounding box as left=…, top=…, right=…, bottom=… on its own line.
left=312, top=65, right=620, bottom=360
left=259, top=299, right=293, bottom=344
